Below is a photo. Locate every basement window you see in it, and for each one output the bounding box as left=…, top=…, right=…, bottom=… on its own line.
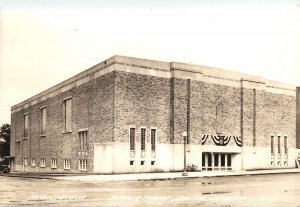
left=141, top=161, right=145, bottom=165
left=64, top=159, right=71, bottom=169
left=31, top=158, right=36, bottom=167
left=40, top=158, right=46, bottom=168
left=51, top=158, right=57, bottom=169
left=151, top=161, right=155, bottom=165
left=79, top=159, right=87, bottom=171
left=130, top=161, right=134, bottom=165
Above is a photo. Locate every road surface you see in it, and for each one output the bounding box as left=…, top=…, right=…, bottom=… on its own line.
left=0, top=173, right=299, bottom=207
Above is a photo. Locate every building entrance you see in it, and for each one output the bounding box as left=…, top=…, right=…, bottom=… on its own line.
left=202, top=152, right=232, bottom=171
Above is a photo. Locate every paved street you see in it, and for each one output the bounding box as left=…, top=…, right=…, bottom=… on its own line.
left=0, top=173, right=300, bottom=207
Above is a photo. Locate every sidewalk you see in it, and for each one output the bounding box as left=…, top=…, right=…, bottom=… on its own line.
left=3, top=168, right=300, bottom=182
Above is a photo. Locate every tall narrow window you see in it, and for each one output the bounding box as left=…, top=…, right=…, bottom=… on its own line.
left=24, top=114, right=29, bottom=137
left=278, top=136, right=281, bottom=154
left=284, top=136, right=288, bottom=154
left=41, top=107, right=47, bottom=135
left=64, top=99, right=72, bottom=132
left=141, top=128, right=146, bottom=151
left=130, top=128, right=135, bottom=151
left=271, top=136, right=274, bottom=154
left=79, top=131, right=88, bottom=150
left=151, top=129, right=156, bottom=151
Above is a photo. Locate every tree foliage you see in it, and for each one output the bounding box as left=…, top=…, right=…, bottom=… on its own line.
left=0, top=123, right=10, bottom=159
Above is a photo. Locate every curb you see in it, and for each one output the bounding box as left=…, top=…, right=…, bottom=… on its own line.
left=0, top=173, right=55, bottom=180
left=1, top=169, right=299, bottom=182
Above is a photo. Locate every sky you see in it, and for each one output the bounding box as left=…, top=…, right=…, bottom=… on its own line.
left=0, top=0, right=300, bottom=125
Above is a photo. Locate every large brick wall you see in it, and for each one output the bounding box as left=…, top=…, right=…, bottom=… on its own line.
left=10, top=72, right=115, bottom=172
left=114, top=71, right=171, bottom=144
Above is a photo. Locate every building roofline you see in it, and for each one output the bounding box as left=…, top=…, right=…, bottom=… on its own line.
left=11, top=55, right=297, bottom=110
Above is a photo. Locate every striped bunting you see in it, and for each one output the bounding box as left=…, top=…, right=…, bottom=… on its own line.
left=201, top=134, right=242, bottom=147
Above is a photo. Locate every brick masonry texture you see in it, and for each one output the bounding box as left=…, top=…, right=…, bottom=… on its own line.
left=114, top=71, right=171, bottom=144
left=10, top=56, right=299, bottom=173
left=260, top=91, right=295, bottom=147
left=190, top=81, right=241, bottom=146
left=11, top=72, right=115, bottom=172
left=241, top=88, right=296, bottom=147
left=171, top=78, right=188, bottom=144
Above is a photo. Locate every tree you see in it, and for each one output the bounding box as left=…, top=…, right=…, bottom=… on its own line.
left=0, top=123, right=10, bottom=159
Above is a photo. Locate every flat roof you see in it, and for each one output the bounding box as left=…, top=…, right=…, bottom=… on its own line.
left=11, top=55, right=297, bottom=110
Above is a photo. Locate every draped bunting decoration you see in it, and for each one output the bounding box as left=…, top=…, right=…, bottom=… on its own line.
left=201, top=134, right=209, bottom=145
left=211, top=135, right=231, bottom=146
left=201, top=134, right=242, bottom=147
left=211, top=135, right=220, bottom=145
left=233, top=136, right=242, bottom=147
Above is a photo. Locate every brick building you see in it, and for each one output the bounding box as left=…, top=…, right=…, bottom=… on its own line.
left=9, top=55, right=300, bottom=173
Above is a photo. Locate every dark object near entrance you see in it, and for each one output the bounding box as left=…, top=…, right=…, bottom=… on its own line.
left=186, top=164, right=199, bottom=172
left=0, top=165, right=10, bottom=173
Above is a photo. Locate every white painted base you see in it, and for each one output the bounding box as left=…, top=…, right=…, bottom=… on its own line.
left=93, top=143, right=299, bottom=174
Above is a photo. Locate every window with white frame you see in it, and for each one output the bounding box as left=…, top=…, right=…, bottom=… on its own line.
left=141, top=128, right=146, bottom=151
left=31, top=158, right=36, bottom=167
left=79, top=131, right=88, bottom=150
left=40, top=158, right=46, bottom=167
left=64, top=159, right=71, bottom=169
left=130, top=128, right=135, bottom=151
left=51, top=158, right=57, bottom=168
left=79, top=159, right=87, bottom=170
left=151, top=129, right=156, bottom=151
left=41, top=107, right=47, bottom=135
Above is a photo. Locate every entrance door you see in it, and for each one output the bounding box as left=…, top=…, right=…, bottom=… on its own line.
left=214, top=153, right=219, bottom=170
left=207, top=153, right=212, bottom=171
left=202, top=153, right=232, bottom=171
left=227, top=154, right=232, bottom=170
left=220, top=154, right=226, bottom=170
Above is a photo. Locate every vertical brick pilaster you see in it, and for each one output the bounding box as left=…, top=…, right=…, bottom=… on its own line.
left=187, top=79, right=191, bottom=144
left=240, top=82, right=244, bottom=146
left=170, top=77, right=188, bottom=144
left=170, top=78, right=175, bottom=144
left=253, top=89, right=256, bottom=147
